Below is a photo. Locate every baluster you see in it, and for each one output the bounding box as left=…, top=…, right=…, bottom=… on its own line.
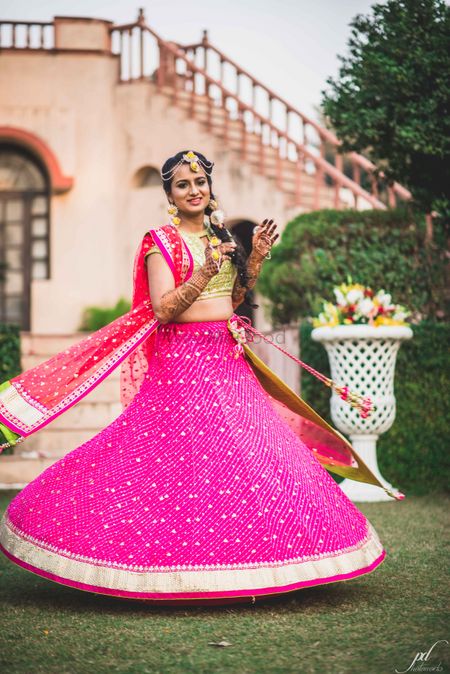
left=240, top=106, right=247, bottom=161
left=139, top=27, right=144, bottom=79
left=26, top=24, right=31, bottom=48
left=259, top=122, right=265, bottom=176
left=388, top=185, right=397, bottom=208
left=118, top=31, right=123, bottom=80
left=157, top=41, right=164, bottom=89
left=203, top=43, right=208, bottom=75
left=40, top=25, right=45, bottom=49
left=334, top=178, right=341, bottom=209
left=294, top=151, right=303, bottom=206
left=353, top=161, right=361, bottom=188
left=189, top=70, right=196, bottom=118
left=370, top=172, right=379, bottom=200
left=206, top=79, right=212, bottom=131
left=300, top=118, right=305, bottom=149
left=128, top=28, right=133, bottom=81
left=172, top=57, right=179, bottom=105
left=313, top=163, right=322, bottom=210
left=334, top=153, right=343, bottom=207
left=223, top=95, right=229, bottom=144
left=276, top=136, right=283, bottom=190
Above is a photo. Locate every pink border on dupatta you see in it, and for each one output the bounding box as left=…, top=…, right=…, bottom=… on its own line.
left=150, top=229, right=178, bottom=279
left=149, top=225, right=195, bottom=283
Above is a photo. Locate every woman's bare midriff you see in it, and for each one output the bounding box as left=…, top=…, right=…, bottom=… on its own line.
left=174, top=296, right=234, bottom=323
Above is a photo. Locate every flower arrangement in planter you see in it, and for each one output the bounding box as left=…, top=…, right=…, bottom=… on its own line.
left=312, top=279, right=411, bottom=329
left=310, top=278, right=413, bottom=501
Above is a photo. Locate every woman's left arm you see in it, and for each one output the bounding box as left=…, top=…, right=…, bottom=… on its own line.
left=231, top=219, right=279, bottom=310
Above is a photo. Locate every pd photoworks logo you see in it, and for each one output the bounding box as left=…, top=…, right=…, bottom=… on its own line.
left=395, top=639, right=449, bottom=673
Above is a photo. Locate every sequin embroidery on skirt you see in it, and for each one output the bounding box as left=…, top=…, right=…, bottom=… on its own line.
left=0, top=319, right=386, bottom=602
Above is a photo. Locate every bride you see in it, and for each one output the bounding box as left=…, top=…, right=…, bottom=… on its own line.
left=0, top=150, right=402, bottom=605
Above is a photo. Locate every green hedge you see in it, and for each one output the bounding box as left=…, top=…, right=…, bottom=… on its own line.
left=0, top=324, right=22, bottom=453
left=0, top=324, right=21, bottom=383
left=78, top=298, right=131, bottom=332
left=259, top=206, right=448, bottom=325
left=300, top=321, right=449, bottom=496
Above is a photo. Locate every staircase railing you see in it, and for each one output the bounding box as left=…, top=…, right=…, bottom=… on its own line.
left=0, top=20, right=54, bottom=49
left=0, top=12, right=411, bottom=211
left=110, top=14, right=392, bottom=210
left=177, top=31, right=412, bottom=209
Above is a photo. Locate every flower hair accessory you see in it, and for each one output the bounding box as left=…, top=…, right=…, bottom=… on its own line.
left=182, top=151, right=200, bottom=172
left=207, top=198, right=225, bottom=229
left=160, top=151, right=215, bottom=181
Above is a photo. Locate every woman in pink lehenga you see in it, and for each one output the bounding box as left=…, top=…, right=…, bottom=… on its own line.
left=0, top=150, right=403, bottom=605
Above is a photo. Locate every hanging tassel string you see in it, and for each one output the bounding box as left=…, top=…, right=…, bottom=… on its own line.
left=0, top=435, right=25, bottom=454
left=231, top=315, right=376, bottom=420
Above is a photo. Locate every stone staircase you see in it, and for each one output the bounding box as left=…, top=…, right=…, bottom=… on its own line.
left=0, top=333, right=123, bottom=487
left=109, top=11, right=411, bottom=212
left=158, top=86, right=347, bottom=211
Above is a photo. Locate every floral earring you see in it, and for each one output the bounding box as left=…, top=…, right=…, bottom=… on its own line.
left=168, top=202, right=180, bottom=227
left=208, top=198, right=225, bottom=229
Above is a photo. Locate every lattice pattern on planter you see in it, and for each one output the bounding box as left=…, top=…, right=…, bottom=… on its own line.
left=323, top=337, right=402, bottom=435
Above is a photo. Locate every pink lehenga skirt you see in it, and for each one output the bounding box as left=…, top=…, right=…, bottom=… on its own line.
left=0, top=319, right=385, bottom=604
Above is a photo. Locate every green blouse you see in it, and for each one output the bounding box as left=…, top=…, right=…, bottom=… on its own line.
left=145, top=228, right=238, bottom=301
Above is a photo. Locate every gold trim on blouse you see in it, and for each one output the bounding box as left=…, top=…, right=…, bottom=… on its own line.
left=145, top=229, right=238, bottom=301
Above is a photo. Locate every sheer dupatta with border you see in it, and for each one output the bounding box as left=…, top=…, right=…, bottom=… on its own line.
left=0, top=225, right=191, bottom=447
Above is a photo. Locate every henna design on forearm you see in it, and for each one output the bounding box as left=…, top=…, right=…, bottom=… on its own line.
left=231, top=250, right=265, bottom=310
left=156, top=267, right=215, bottom=323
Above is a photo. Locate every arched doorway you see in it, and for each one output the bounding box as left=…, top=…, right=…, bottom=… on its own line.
left=229, top=220, right=258, bottom=324
left=0, top=145, right=50, bottom=330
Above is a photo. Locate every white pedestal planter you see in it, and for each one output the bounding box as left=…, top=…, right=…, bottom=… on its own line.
left=311, top=325, right=413, bottom=502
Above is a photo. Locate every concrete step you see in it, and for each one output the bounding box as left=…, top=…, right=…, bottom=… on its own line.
left=18, top=429, right=101, bottom=459
left=20, top=332, right=88, bottom=356
left=43, top=400, right=122, bottom=430
left=0, top=455, right=58, bottom=487
left=21, top=353, right=121, bottom=381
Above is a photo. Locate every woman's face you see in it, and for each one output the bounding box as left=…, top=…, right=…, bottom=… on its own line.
left=169, top=163, right=210, bottom=215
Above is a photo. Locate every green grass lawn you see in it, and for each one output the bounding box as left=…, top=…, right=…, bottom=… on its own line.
left=0, top=490, right=448, bottom=674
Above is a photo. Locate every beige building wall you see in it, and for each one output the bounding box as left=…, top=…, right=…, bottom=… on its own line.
left=0, top=17, right=291, bottom=335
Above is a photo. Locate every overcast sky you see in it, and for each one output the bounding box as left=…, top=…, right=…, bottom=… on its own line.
left=1, top=0, right=384, bottom=123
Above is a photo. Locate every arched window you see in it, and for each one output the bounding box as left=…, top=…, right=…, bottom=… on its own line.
left=0, top=145, right=50, bottom=329
left=133, top=165, right=161, bottom=188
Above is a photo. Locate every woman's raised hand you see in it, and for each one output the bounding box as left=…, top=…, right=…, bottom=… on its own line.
left=201, top=240, right=237, bottom=278
left=252, top=219, right=279, bottom=258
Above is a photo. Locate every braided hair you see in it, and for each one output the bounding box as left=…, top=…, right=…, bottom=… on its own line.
left=161, top=150, right=258, bottom=309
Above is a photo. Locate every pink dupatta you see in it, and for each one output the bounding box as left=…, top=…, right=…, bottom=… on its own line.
left=0, top=224, right=404, bottom=500
left=0, top=225, right=190, bottom=446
